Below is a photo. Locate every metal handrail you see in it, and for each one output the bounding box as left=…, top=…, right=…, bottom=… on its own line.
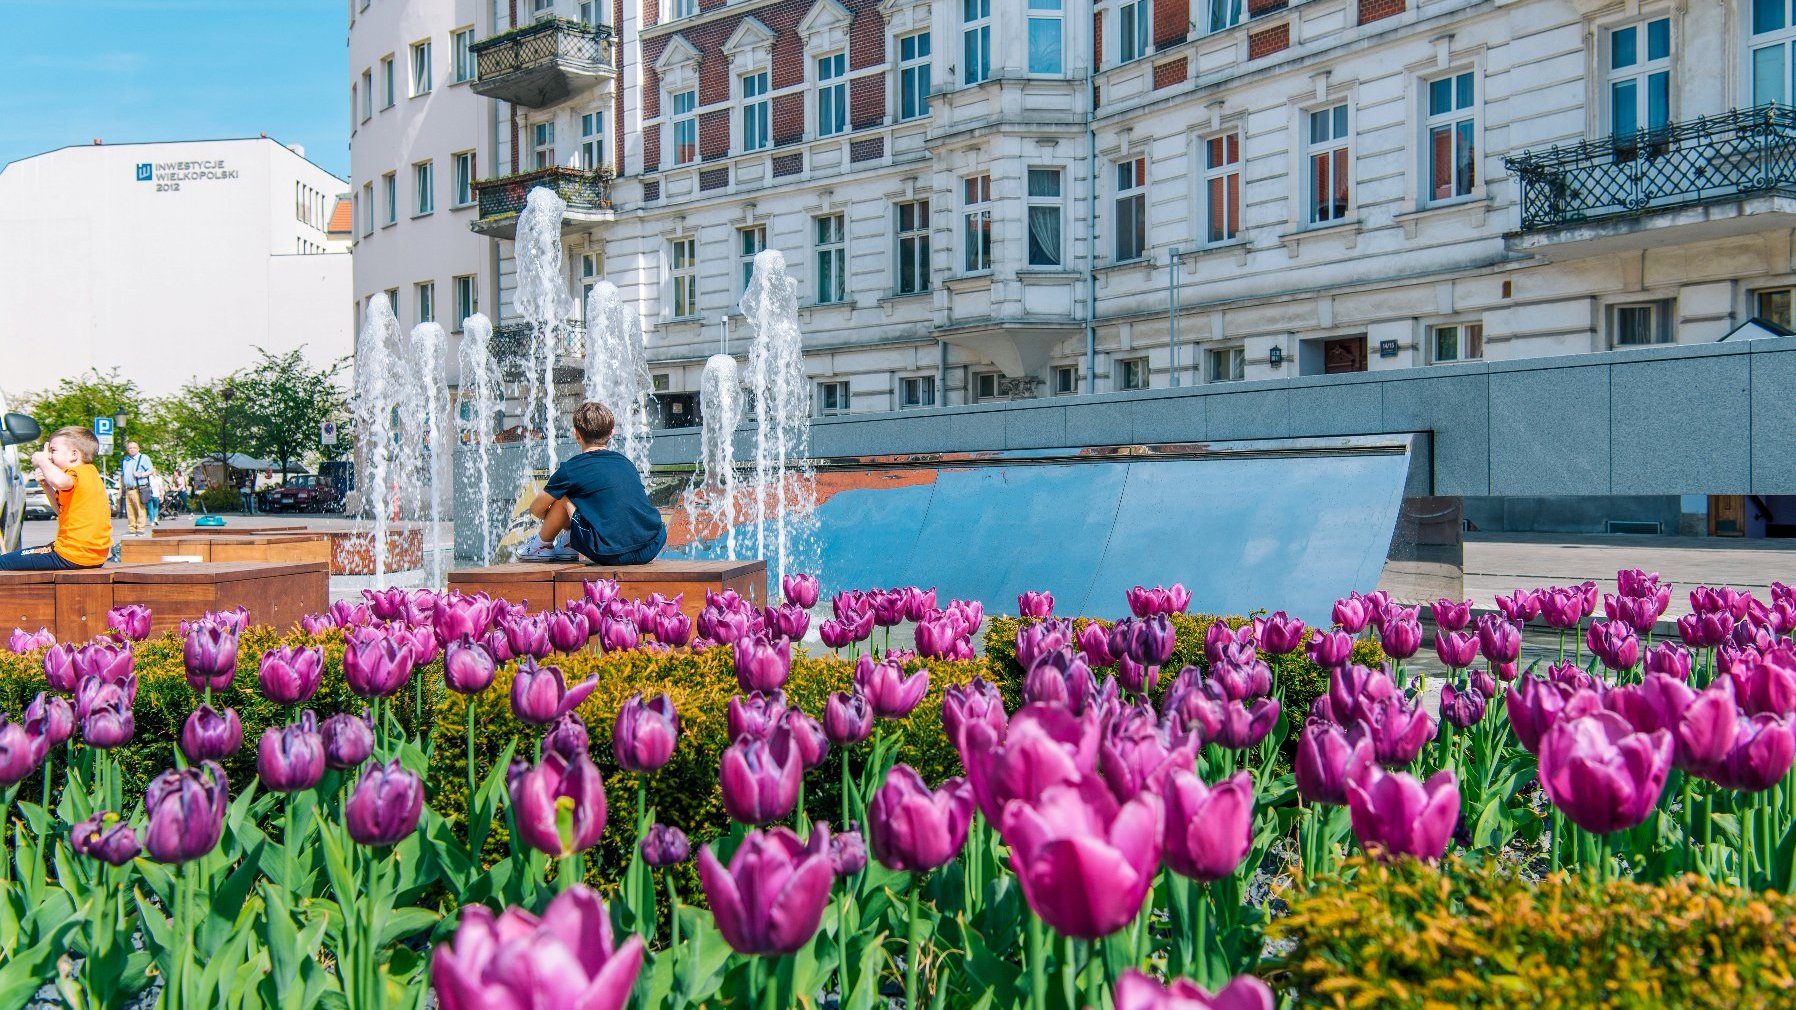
left=472, top=16, right=615, bottom=78
left=473, top=166, right=615, bottom=220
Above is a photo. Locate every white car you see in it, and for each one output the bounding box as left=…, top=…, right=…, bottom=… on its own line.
left=23, top=477, right=54, bottom=520
left=0, top=395, right=43, bottom=554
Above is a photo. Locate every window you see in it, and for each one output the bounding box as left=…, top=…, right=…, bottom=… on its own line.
left=670, top=237, right=698, bottom=318
left=1426, top=72, right=1476, bottom=202
left=1207, top=347, right=1245, bottom=382
left=453, top=275, right=478, bottom=329
left=671, top=0, right=697, bottom=19
left=1207, top=0, right=1242, bottom=32
left=742, top=72, right=771, bottom=151
left=819, top=381, right=851, bottom=415
left=974, top=372, right=1002, bottom=401
left=963, top=174, right=993, bottom=272
left=817, top=55, right=848, bottom=137
left=963, top=0, right=991, bottom=85
left=416, top=282, right=436, bottom=323
left=411, top=40, right=432, bottom=96
left=579, top=0, right=605, bottom=26
left=1119, top=357, right=1148, bottom=390
left=385, top=289, right=400, bottom=320
left=815, top=215, right=847, bottom=304
left=653, top=373, right=671, bottom=391
left=1114, top=157, right=1147, bottom=262
left=453, top=28, right=476, bottom=83
left=452, top=152, right=476, bottom=207
left=1052, top=365, right=1077, bottom=395
left=1754, top=2, right=1796, bottom=105
left=413, top=161, right=434, bottom=216
left=1756, top=286, right=1794, bottom=328
left=1120, top=0, right=1150, bottom=62
left=1429, top=322, right=1483, bottom=363
left=1204, top=133, right=1240, bottom=243
left=381, top=55, right=396, bottom=108
left=899, top=33, right=931, bottom=120
left=896, top=200, right=931, bottom=294
left=900, top=375, right=936, bottom=408
left=739, top=225, right=767, bottom=294
left=580, top=112, right=604, bottom=169
left=350, top=83, right=358, bottom=132
left=1308, top=103, right=1351, bottom=223
left=1029, top=0, right=1064, bottom=73
left=1611, top=302, right=1669, bottom=346
left=381, top=172, right=397, bottom=225
left=361, top=181, right=374, bottom=235
left=361, top=69, right=373, bottom=120
left=531, top=122, right=556, bottom=170
left=1607, top=17, right=1670, bottom=139
left=673, top=90, right=697, bottom=165
left=1027, top=168, right=1063, bottom=266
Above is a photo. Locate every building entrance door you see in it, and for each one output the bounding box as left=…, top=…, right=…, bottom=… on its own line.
left=1323, top=336, right=1367, bottom=373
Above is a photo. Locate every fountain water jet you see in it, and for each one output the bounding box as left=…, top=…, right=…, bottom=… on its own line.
left=455, top=313, right=501, bottom=565
left=740, top=249, right=817, bottom=587
left=351, top=294, right=404, bottom=585
left=408, top=322, right=449, bottom=586
left=684, top=352, right=744, bottom=560
left=583, top=281, right=653, bottom=478
left=512, top=188, right=574, bottom=476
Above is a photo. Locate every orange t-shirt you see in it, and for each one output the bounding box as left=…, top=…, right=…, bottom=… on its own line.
left=53, top=463, right=111, bottom=567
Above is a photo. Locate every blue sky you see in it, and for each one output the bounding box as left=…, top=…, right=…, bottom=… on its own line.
left=0, top=0, right=347, bottom=179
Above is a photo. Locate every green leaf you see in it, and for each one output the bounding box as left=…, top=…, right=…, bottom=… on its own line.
left=0, top=916, right=79, bottom=1010
left=377, top=906, right=440, bottom=947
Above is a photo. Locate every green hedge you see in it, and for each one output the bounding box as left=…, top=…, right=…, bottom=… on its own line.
left=1273, top=857, right=1796, bottom=1009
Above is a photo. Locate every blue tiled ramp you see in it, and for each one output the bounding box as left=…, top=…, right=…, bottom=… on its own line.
left=672, top=436, right=1415, bottom=623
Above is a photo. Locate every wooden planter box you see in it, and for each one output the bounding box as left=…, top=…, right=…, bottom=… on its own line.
left=447, top=559, right=768, bottom=621
left=0, top=562, right=329, bottom=641
left=120, top=534, right=332, bottom=566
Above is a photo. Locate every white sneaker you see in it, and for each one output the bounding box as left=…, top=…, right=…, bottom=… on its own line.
left=515, top=536, right=577, bottom=562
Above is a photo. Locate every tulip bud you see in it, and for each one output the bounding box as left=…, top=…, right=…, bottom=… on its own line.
left=1306, top=630, right=1354, bottom=670
left=1376, top=608, right=1423, bottom=660
left=443, top=636, right=497, bottom=694
left=1433, top=629, right=1478, bottom=669
left=0, top=715, right=42, bottom=787
left=546, top=609, right=592, bottom=653
left=542, top=713, right=592, bottom=763
left=600, top=616, right=640, bottom=654
left=107, top=605, right=153, bottom=642
left=503, top=614, right=553, bottom=660
left=825, top=691, right=875, bottom=746
left=1254, top=612, right=1306, bottom=654
left=613, top=692, right=679, bottom=772
left=719, top=735, right=802, bottom=825
left=1017, top=591, right=1054, bottom=618
left=343, top=631, right=415, bottom=699
left=854, top=655, right=929, bottom=719
left=258, top=645, right=324, bottom=706
left=180, top=704, right=243, bottom=763
left=182, top=622, right=240, bottom=692
left=43, top=643, right=79, bottom=692
left=829, top=827, right=868, bottom=876
left=321, top=710, right=375, bottom=769
left=781, top=572, right=821, bottom=609
left=81, top=694, right=135, bottom=750
left=869, top=765, right=975, bottom=872
left=779, top=709, right=830, bottom=770
left=1295, top=718, right=1372, bottom=805
left=71, top=810, right=142, bottom=866
left=258, top=712, right=326, bottom=793
left=1439, top=682, right=1486, bottom=729
left=24, top=691, right=73, bottom=749
left=1476, top=614, right=1521, bottom=665
left=1161, top=769, right=1253, bottom=881
left=346, top=759, right=425, bottom=847
left=734, top=635, right=792, bottom=693
left=144, top=761, right=228, bottom=864
left=511, top=658, right=599, bottom=725
left=641, top=823, right=691, bottom=866
left=700, top=825, right=835, bottom=955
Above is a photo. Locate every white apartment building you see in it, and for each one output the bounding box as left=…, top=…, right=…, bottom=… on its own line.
left=348, top=0, right=496, bottom=367
left=0, top=137, right=351, bottom=397
left=422, top=0, right=1796, bottom=424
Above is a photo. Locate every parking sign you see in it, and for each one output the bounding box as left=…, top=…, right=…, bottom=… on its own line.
left=93, top=416, right=113, bottom=438
left=320, top=421, right=338, bottom=446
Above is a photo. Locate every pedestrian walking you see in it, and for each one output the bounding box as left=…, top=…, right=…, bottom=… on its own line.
left=119, top=441, right=156, bottom=537
left=239, top=474, right=255, bottom=514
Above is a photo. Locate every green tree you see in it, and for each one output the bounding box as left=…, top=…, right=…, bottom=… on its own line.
left=151, top=376, right=241, bottom=476
left=235, top=349, right=349, bottom=480
left=17, top=368, right=163, bottom=473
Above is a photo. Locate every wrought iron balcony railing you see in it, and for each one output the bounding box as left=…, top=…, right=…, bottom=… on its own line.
left=471, top=17, right=615, bottom=107
left=471, top=167, right=615, bottom=237
left=1504, top=104, right=1796, bottom=232
left=491, top=320, right=588, bottom=381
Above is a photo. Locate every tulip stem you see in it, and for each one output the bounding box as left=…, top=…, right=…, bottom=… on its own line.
left=560, top=852, right=581, bottom=892
left=904, top=886, right=922, bottom=1010
left=40, top=748, right=51, bottom=812
left=284, top=793, right=296, bottom=893
left=1058, top=934, right=1077, bottom=1010
left=466, top=694, right=479, bottom=839
left=1026, top=913, right=1048, bottom=1010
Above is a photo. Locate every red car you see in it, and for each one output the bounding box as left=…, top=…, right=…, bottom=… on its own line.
left=263, top=474, right=342, bottom=513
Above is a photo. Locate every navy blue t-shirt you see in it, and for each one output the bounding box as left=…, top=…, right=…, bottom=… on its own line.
left=542, top=449, right=664, bottom=558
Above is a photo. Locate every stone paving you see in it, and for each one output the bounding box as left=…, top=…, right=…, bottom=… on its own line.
left=1463, top=533, right=1796, bottom=620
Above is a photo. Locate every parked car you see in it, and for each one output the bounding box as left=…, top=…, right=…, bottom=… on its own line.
left=23, top=477, right=54, bottom=520
left=263, top=474, right=342, bottom=513
left=103, top=473, right=122, bottom=517
left=0, top=400, right=41, bottom=554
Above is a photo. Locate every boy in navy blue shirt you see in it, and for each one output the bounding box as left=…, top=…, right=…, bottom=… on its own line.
left=518, top=401, right=667, bottom=564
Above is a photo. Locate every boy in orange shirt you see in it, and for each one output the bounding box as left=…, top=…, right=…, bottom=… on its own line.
left=0, top=426, right=111, bottom=570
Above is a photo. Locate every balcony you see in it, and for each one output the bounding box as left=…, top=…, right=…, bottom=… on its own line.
left=492, top=320, right=587, bottom=382
left=470, top=167, right=615, bottom=239
left=470, top=17, right=615, bottom=108
left=1505, top=104, right=1796, bottom=259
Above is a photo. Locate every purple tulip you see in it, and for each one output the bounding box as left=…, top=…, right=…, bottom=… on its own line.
left=914, top=616, right=961, bottom=660
left=346, top=759, right=425, bottom=846
left=1025, top=648, right=1098, bottom=711
left=641, top=823, right=691, bottom=867
left=1677, top=611, right=1735, bottom=650
left=1306, top=630, right=1354, bottom=670
left=1538, top=588, right=1585, bottom=631
left=1001, top=778, right=1163, bottom=939
left=328, top=599, right=371, bottom=628
left=734, top=636, right=792, bottom=693
left=868, top=765, right=975, bottom=872
left=431, top=593, right=492, bottom=645
left=107, top=605, right=153, bottom=642
left=1603, top=673, right=1690, bottom=736
left=854, top=655, right=929, bottom=719
left=182, top=623, right=239, bottom=692
left=824, top=691, right=875, bottom=746
left=719, top=734, right=803, bottom=825
left=1160, top=768, right=1254, bottom=882
left=700, top=824, right=835, bottom=956
left=432, top=884, right=644, bottom=1010
left=961, top=704, right=1100, bottom=822
left=818, top=620, right=855, bottom=650
left=1494, top=589, right=1541, bottom=623
left=502, top=615, right=553, bottom=660
left=530, top=714, right=584, bottom=764
left=1669, top=679, right=1737, bottom=778
left=942, top=677, right=1008, bottom=754
left=1074, top=622, right=1115, bottom=667
left=1295, top=718, right=1372, bottom=805
left=343, top=631, right=414, bottom=699
left=510, top=658, right=598, bottom=725
left=1469, top=668, right=1498, bottom=700
left=70, top=811, right=142, bottom=866
left=258, top=645, right=324, bottom=706
left=599, top=617, right=640, bottom=654
left=1504, top=676, right=1600, bottom=755
left=1357, top=695, right=1436, bottom=766
left=545, top=609, right=591, bottom=653
left=829, top=827, right=868, bottom=876
left=257, top=712, right=326, bottom=793
left=321, top=710, right=376, bottom=769
left=1213, top=696, right=1280, bottom=751
left=0, top=715, right=41, bottom=786
left=1475, top=615, right=1521, bottom=665
left=81, top=693, right=135, bottom=750
left=780, top=709, right=830, bottom=770
left=1586, top=621, right=1640, bottom=672
left=1099, top=704, right=1194, bottom=799
left=510, top=750, right=608, bottom=857
left=870, top=590, right=908, bottom=628
left=760, top=604, right=809, bottom=641
left=1207, top=652, right=1270, bottom=703
left=143, top=761, right=228, bottom=864
left=1111, top=968, right=1275, bottom=1010
left=180, top=704, right=242, bottom=763
left=1346, top=764, right=1459, bottom=861
left=23, top=691, right=72, bottom=750
left=43, top=643, right=80, bottom=692
left=1017, top=591, right=1055, bottom=618
left=442, top=637, right=497, bottom=695
left=1538, top=710, right=1672, bottom=834
left=1332, top=594, right=1375, bottom=634
left=1162, top=673, right=1225, bottom=746
left=612, top=692, right=678, bottom=772
left=1016, top=620, right=1073, bottom=670
left=728, top=691, right=789, bottom=740
left=1439, top=682, right=1485, bottom=729
left=1433, top=629, right=1478, bottom=669
left=1429, top=598, right=1472, bottom=632
left=480, top=628, right=516, bottom=664
left=780, top=572, right=820, bottom=609
left=653, top=611, right=693, bottom=647
left=1325, top=665, right=1396, bottom=726
left=1253, top=612, right=1306, bottom=654
left=1377, top=608, right=1423, bottom=660
left=1714, top=714, right=1796, bottom=792
left=7, top=628, right=53, bottom=654
left=1733, top=646, right=1796, bottom=717
left=1116, top=615, right=1177, bottom=667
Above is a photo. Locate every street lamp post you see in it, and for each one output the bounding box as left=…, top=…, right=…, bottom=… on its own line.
left=220, top=386, right=235, bottom=498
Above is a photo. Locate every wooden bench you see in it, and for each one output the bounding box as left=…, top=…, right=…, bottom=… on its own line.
left=120, top=533, right=332, bottom=567
left=447, top=559, right=768, bottom=621
left=151, top=523, right=422, bottom=576
left=0, top=562, right=328, bottom=640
